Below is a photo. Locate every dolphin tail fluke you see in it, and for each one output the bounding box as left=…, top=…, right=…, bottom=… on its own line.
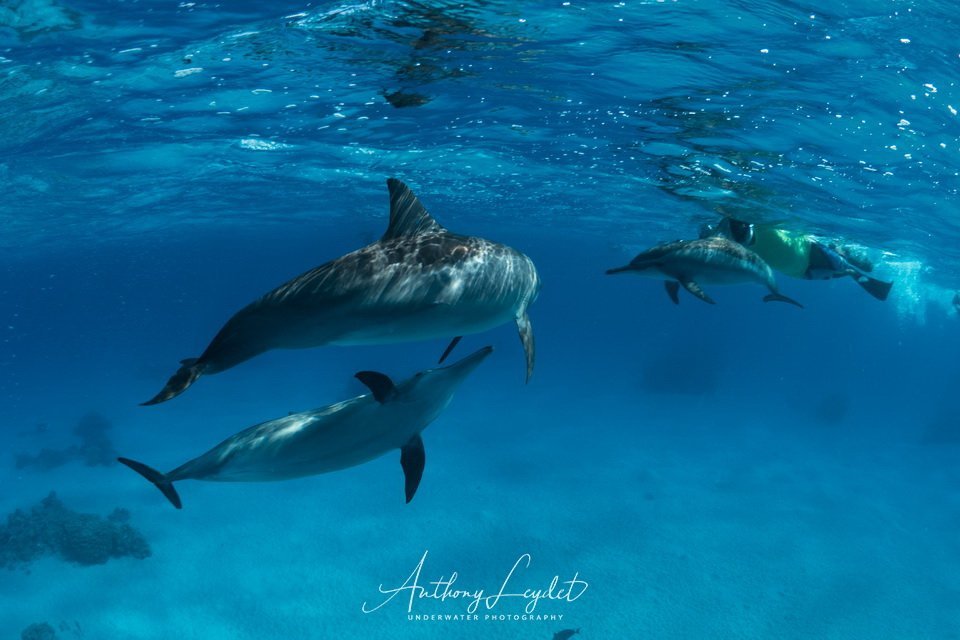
left=853, top=274, right=893, bottom=301
left=516, top=311, right=535, bottom=383
left=117, top=457, right=182, bottom=509
left=763, top=293, right=804, bottom=308
left=141, top=358, right=204, bottom=406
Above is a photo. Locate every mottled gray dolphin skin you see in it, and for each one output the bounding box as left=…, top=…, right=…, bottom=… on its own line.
left=606, top=237, right=803, bottom=307
left=143, top=179, right=539, bottom=405
left=120, top=346, right=493, bottom=509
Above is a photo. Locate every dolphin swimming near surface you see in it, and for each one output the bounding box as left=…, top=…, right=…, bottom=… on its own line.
left=120, top=346, right=493, bottom=509
left=606, top=237, right=803, bottom=307
left=143, top=179, right=539, bottom=405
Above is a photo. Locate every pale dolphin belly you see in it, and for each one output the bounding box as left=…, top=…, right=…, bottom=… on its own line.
left=170, top=397, right=432, bottom=483
left=330, top=307, right=517, bottom=345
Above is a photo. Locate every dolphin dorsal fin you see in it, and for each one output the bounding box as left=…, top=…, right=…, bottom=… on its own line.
left=383, top=178, right=446, bottom=240
left=355, top=371, right=398, bottom=403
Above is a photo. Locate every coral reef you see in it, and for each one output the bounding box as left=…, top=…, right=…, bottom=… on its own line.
left=0, top=492, right=150, bottom=569
left=15, top=412, right=118, bottom=470
left=71, top=412, right=117, bottom=466
left=14, top=447, right=74, bottom=470
left=21, top=622, right=58, bottom=640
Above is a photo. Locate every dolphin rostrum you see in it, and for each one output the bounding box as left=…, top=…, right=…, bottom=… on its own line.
left=120, top=346, right=493, bottom=509
left=143, top=179, right=539, bottom=405
left=606, top=237, right=802, bottom=307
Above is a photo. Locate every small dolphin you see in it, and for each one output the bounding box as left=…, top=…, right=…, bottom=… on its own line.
left=120, top=346, right=493, bottom=509
left=606, top=237, right=802, bottom=307
left=953, top=292, right=960, bottom=314
left=143, top=179, right=539, bottom=405
left=553, top=629, right=581, bottom=640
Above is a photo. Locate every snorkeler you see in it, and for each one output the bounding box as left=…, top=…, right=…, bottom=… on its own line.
left=701, top=217, right=893, bottom=301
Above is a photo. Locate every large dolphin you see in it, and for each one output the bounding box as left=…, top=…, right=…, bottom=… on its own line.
left=120, top=346, right=493, bottom=509
left=606, top=237, right=803, bottom=307
left=143, top=179, right=539, bottom=405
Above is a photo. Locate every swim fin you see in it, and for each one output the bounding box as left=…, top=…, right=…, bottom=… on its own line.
left=853, top=274, right=893, bottom=301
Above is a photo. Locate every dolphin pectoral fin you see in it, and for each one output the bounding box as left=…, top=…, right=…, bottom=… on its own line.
left=763, top=293, right=804, bottom=308
left=438, top=336, right=462, bottom=364
left=400, top=434, right=426, bottom=504
left=852, top=274, right=893, bottom=301
left=664, top=281, right=681, bottom=305
left=141, top=358, right=205, bottom=406
left=516, top=311, right=535, bottom=383
left=384, top=179, right=446, bottom=240
left=117, top=457, right=182, bottom=509
left=680, top=279, right=715, bottom=304
left=354, top=371, right=397, bottom=403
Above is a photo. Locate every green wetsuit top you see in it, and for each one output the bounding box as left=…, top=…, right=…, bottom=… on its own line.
left=749, top=226, right=812, bottom=279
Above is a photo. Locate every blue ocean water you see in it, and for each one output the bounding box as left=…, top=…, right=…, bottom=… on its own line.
left=2, top=0, right=959, bottom=638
